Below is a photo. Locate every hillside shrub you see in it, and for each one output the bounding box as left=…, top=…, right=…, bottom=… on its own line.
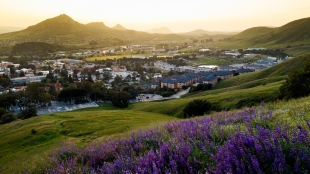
left=1, top=113, right=15, bottom=124
left=110, top=91, right=132, bottom=108
left=183, top=99, right=212, bottom=118
left=0, top=107, right=7, bottom=118
left=31, top=129, right=37, bottom=134
left=279, top=60, right=310, bottom=100
left=189, top=83, right=212, bottom=93
left=18, top=104, right=37, bottom=119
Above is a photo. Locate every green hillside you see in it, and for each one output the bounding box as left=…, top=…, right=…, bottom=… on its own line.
left=214, top=53, right=310, bottom=89
left=250, top=17, right=310, bottom=45
left=0, top=106, right=176, bottom=173
left=212, top=17, right=310, bottom=49
left=234, top=26, right=275, bottom=40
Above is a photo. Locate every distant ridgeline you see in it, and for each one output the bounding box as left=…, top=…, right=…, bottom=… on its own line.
left=12, top=42, right=63, bottom=55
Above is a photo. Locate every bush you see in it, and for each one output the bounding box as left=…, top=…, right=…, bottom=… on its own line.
left=31, top=128, right=37, bottom=134
left=18, top=104, right=37, bottom=119
left=279, top=60, right=310, bottom=100
left=1, top=113, right=15, bottom=124
left=183, top=99, right=212, bottom=118
left=189, top=83, right=212, bottom=93
left=110, top=91, right=132, bottom=108
left=0, top=107, right=7, bottom=119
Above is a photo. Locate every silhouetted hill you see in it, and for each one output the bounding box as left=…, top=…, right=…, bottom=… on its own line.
left=112, top=24, right=127, bottom=30
left=0, top=14, right=184, bottom=46
left=86, top=22, right=110, bottom=30
left=146, top=27, right=173, bottom=34
left=180, top=29, right=238, bottom=36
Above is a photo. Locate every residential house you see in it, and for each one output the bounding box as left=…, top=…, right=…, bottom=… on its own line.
left=213, top=71, right=233, bottom=80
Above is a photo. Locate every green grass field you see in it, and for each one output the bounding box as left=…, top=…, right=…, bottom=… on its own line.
left=0, top=55, right=21, bottom=59
left=0, top=105, right=176, bottom=173
left=285, top=46, right=310, bottom=56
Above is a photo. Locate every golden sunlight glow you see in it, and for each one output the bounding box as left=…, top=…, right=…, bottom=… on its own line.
left=1, top=0, right=310, bottom=32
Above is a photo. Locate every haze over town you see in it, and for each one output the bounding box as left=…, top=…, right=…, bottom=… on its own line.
left=1, top=0, right=310, bottom=32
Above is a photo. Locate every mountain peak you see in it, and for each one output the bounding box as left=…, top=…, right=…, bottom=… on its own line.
left=146, top=27, right=173, bottom=34
left=86, top=22, right=107, bottom=28
left=112, top=24, right=127, bottom=30
left=50, top=14, right=75, bottom=22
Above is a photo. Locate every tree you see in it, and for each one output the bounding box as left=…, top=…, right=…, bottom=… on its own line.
left=7, top=65, right=16, bottom=77
left=49, top=85, right=57, bottom=97
left=279, top=62, right=310, bottom=100
left=183, top=99, right=212, bottom=118
left=110, top=91, right=132, bottom=108
left=25, top=82, right=51, bottom=105
left=57, top=88, right=88, bottom=103
left=103, top=71, right=111, bottom=81
left=114, top=75, right=122, bottom=84
left=19, top=70, right=25, bottom=77
left=1, top=113, right=15, bottom=124
left=0, top=77, right=12, bottom=88
left=106, top=61, right=113, bottom=68
left=18, top=104, right=37, bottom=119
left=77, top=80, right=93, bottom=92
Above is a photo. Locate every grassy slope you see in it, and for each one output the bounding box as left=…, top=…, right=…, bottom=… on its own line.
left=1, top=53, right=309, bottom=173
left=285, top=46, right=310, bottom=56
left=129, top=80, right=282, bottom=117
left=234, top=27, right=275, bottom=40
left=0, top=105, right=176, bottom=173
left=214, top=54, right=310, bottom=89
left=212, top=17, right=310, bottom=49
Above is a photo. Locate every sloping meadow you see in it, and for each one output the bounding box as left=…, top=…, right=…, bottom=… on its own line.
left=32, top=100, right=310, bottom=174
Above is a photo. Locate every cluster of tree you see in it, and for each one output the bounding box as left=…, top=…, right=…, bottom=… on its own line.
left=11, top=42, right=62, bottom=55
left=279, top=60, right=310, bottom=100
left=0, top=90, right=39, bottom=121
left=109, top=91, right=132, bottom=108
left=166, top=59, right=187, bottom=67
left=219, top=37, right=234, bottom=41
left=183, top=99, right=212, bottom=118
left=160, top=86, right=178, bottom=97
left=189, top=83, right=213, bottom=93
left=200, top=38, right=213, bottom=42
left=89, top=40, right=98, bottom=45
left=241, top=49, right=288, bottom=58
left=0, top=75, right=12, bottom=88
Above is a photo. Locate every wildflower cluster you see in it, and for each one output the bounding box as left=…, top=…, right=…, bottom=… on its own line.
left=39, top=104, right=310, bottom=173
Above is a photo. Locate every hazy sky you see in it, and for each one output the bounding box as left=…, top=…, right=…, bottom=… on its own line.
left=1, top=0, right=309, bottom=32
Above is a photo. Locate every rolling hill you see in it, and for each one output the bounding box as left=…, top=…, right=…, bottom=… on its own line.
left=0, top=14, right=184, bottom=46
left=180, top=29, right=238, bottom=36
left=234, top=27, right=275, bottom=40
left=214, top=53, right=310, bottom=90
left=145, top=27, right=174, bottom=34
left=112, top=24, right=128, bottom=30
left=238, top=17, right=310, bottom=46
